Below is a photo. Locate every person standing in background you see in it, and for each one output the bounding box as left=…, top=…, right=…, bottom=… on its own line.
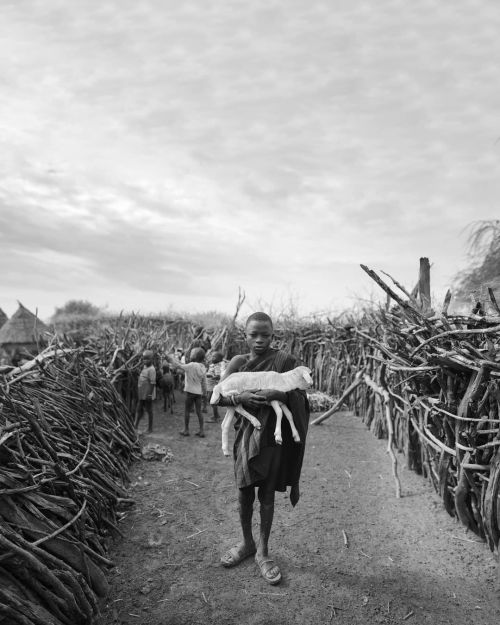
left=205, top=350, right=226, bottom=423
left=167, top=347, right=207, bottom=437
left=134, top=349, right=157, bottom=433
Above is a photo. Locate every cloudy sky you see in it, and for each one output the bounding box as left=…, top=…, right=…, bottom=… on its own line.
left=1, top=0, right=499, bottom=320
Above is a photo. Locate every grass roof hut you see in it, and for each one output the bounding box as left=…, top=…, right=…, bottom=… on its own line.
left=0, top=308, right=7, bottom=329
left=0, top=302, right=49, bottom=362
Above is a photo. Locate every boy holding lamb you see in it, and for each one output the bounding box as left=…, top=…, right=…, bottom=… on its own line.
left=214, top=312, right=310, bottom=585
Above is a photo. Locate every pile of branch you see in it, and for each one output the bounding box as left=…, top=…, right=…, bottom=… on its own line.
left=312, top=264, right=500, bottom=550
left=0, top=347, right=139, bottom=624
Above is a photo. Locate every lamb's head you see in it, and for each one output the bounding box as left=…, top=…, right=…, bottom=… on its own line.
left=294, top=366, right=313, bottom=389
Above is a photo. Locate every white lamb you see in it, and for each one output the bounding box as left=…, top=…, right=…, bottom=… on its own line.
left=210, top=366, right=313, bottom=456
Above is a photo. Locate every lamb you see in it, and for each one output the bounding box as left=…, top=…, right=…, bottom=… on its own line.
left=210, top=365, right=313, bottom=456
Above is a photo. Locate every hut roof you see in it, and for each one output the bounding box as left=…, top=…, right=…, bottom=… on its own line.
left=0, top=308, right=7, bottom=329
left=0, top=303, right=49, bottom=345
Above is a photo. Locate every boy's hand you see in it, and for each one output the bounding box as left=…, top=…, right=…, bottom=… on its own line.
left=238, top=390, right=267, bottom=409
left=256, top=389, right=287, bottom=403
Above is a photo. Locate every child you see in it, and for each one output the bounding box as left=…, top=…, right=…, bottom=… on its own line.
left=205, top=351, right=226, bottom=423
left=134, top=349, right=157, bottom=433
left=158, top=364, right=175, bottom=413
left=215, top=312, right=310, bottom=585
left=167, top=347, right=207, bottom=437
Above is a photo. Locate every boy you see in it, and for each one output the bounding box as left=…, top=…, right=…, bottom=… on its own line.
left=205, top=350, right=226, bottom=422
left=134, top=349, right=157, bottom=433
left=215, top=312, right=310, bottom=585
left=167, top=347, right=207, bottom=437
left=158, top=364, right=175, bottom=413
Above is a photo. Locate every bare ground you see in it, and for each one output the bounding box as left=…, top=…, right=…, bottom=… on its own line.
left=100, top=391, right=500, bottom=625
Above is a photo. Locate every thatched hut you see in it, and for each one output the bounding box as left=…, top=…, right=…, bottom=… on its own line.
left=0, top=303, right=49, bottom=363
left=0, top=308, right=7, bottom=329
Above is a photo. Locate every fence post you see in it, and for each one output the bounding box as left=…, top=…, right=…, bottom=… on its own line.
left=418, top=257, right=431, bottom=313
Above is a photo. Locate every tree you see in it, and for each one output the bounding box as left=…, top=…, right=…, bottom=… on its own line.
left=453, top=220, right=500, bottom=305
left=52, top=300, right=102, bottom=319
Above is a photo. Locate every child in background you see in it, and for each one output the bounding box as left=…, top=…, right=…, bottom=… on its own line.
left=158, top=364, right=175, bottom=413
left=167, top=347, right=207, bottom=437
left=134, top=349, right=157, bottom=433
left=205, top=351, right=226, bottom=423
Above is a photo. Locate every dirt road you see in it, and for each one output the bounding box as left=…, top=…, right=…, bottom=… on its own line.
left=100, top=391, right=499, bottom=625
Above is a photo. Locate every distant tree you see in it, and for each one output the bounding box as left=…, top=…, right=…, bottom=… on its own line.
left=453, top=220, right=500, bottom=305
left=52, top=300, right=102, bottom=319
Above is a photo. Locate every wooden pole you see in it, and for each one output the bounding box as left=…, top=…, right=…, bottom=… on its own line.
left=418, top=257, right=431, bottom=313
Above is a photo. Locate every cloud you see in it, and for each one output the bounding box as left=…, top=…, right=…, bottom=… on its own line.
left=1, top=0, right=500, bottom=318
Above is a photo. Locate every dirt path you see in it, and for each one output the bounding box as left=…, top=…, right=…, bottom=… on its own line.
left=100, top=391, right=499, bottom=625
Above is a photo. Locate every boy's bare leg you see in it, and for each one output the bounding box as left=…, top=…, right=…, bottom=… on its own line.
left=255, top=486, right=281, bottom=583
left=180, top=396, right=191, bottom=435
left=221, top=486, right=256, bottom=566
left=194, top=396, right=205, bottom=437
left=134, top=401, right=143, bottom=428
left=146, top=400, right=153, bottom=433
left=240, top=486, right=256, bottom=547
left=257, top=486, right=275, bottom=559
left=255, top=449, right=282, bottom=584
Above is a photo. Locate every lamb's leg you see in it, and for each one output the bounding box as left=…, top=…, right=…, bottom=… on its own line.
left=270, top=400, right=284, bottom=444
left=234, top=405, right=261, bottom=429
left=221, top=407, right=236, bottom=456
left=280, top=402, right=301, bottom=442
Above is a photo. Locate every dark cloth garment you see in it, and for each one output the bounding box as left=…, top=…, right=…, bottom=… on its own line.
left=232, top=349, right=310, bottom=506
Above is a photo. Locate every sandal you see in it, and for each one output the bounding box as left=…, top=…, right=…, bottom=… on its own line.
left=195, top=432, right=205, bottom=438
left=220, top=544, right=256, bottom=568
left=179, top=431, right=190, bottom=436
left=255, top=555, right=282, bottom=585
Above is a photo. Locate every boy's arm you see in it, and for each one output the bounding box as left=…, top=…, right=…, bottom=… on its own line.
left=220, top=354, right=248, bottom=381
left=165, top=354, right=186, bottom=372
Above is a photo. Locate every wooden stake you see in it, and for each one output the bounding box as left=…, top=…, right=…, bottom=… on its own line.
left=362, top=373, right=402, bottom=498
left=418, top=257, right=431, bottom=313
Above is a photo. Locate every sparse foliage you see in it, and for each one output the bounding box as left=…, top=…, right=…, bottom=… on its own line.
left=453, top=220, right=500, bottom=305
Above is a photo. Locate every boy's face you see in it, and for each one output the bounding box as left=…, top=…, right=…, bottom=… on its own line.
left=143, top=354, right=152, bottom=366
left=245, top=320, right=273, bottom=355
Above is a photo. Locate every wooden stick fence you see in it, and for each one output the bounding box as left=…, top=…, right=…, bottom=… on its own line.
left=0, top=346, right=139, bottom=624
left=308, top=261, right=500, bottom=551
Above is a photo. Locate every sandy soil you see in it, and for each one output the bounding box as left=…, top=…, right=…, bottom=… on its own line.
left=99, top=390, right=500, bottom=625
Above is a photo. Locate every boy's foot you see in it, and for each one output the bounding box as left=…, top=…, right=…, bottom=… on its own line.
left=221, top=542, right=256, bottom=568
left=195, top=431, right=205, bottom=438
left=179, top=431, right=190, bottom=436
left=206, top=418, right=218, bottom=423
left=255, top=555, right=281, bottom=585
